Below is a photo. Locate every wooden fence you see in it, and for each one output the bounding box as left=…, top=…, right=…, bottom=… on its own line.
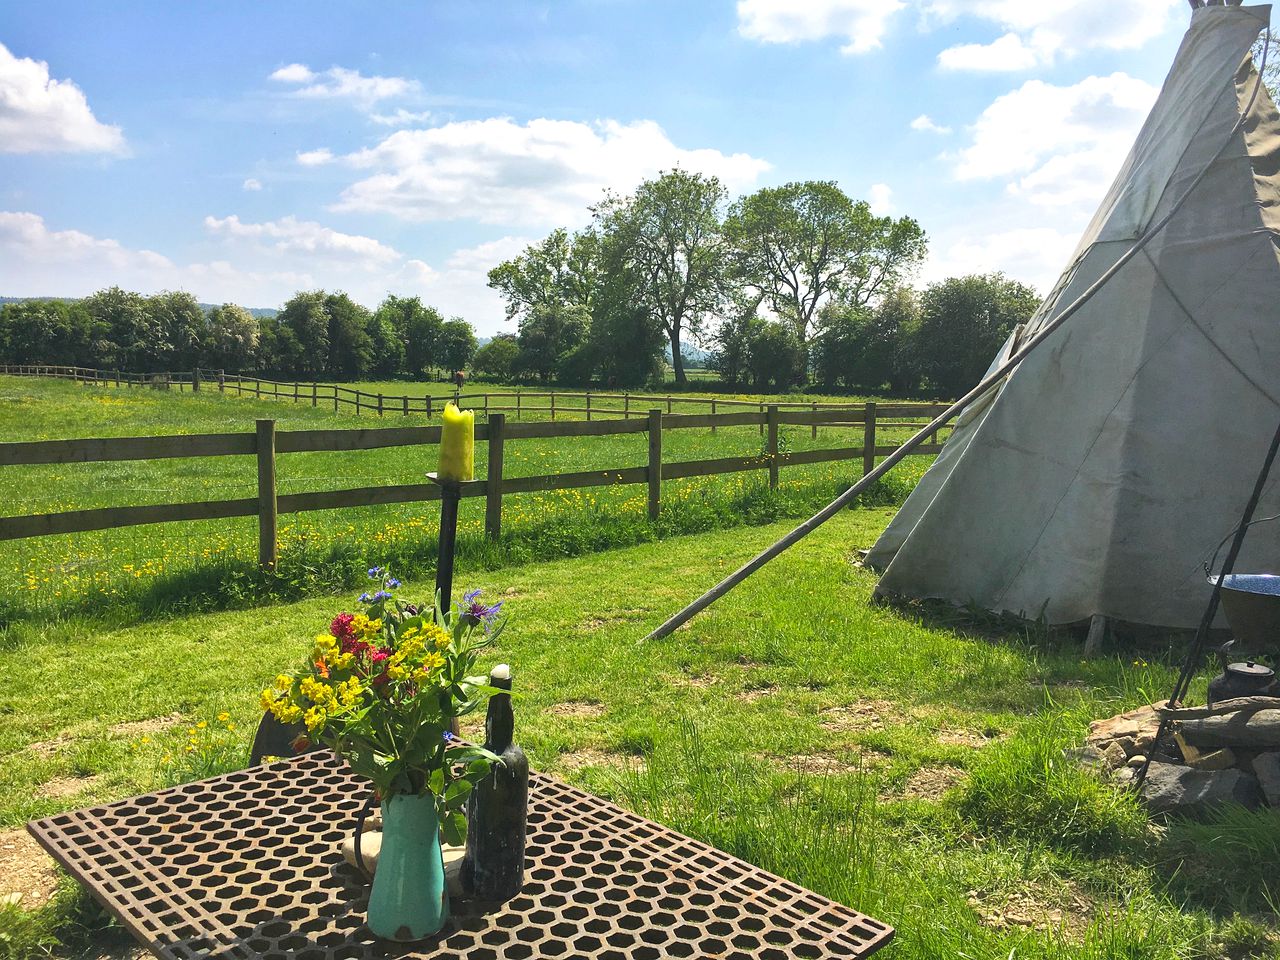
left=0, top=405, right=952, bottom=568
left=0, top=364, right=945, bottom=435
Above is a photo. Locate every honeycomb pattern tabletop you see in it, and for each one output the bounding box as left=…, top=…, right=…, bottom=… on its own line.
left=27, top=750, right=893, bottom=959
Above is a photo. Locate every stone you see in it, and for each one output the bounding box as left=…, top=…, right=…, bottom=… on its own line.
left=1139, top=762, right=1262, bottom=816
left=1186, top=747, right=1236, bottom=771
left=1253, top=751, right=1280, bottom=806
left=1111, top=736, right=1138, bottom=757
left=1102, top=741, right=1129, bottom=768
left=1127, top=754, right=1147, bottom=768
left=1065, top=745, right=1106, bottom=768
left=1086, top=703, right=1161, bottom=747
left=1179, top=709, right=1280, bottom=750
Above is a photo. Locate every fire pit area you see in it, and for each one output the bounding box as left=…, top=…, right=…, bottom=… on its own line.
left=1085, top=698, right=1280, bottom=816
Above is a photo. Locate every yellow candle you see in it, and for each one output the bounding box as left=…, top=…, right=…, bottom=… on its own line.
left=438, top=402, right=474, bottom=483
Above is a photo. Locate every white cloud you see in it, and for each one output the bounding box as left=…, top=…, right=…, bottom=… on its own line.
left=269, top=63, right=417, bottom=104
left=0, top=210, right=532, bottom=332
left=0, top=42, right=125, bottom=154
left=927, top=0, right=1179, bottom=70
left=922, top=226, right=1076, bottom=292
left=320, top=117, right=771, bottom=226
left=297, top=147, right=335, bottom=166
left=203, top=214, right=400, bottom=265
left=937, top=32, right=1039, bottom=72
left=370, top=108, right=433, bottom=127
left=868, top=183, right=893, bottom=215
left=910, top=114, right=951, bottom=135
left=952, top=73, right=1157, bottom=213
left=242, top=178, right=263, bottom=191
left=736, top=0, right=904, bottom=54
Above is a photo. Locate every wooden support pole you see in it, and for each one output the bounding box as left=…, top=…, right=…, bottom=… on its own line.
left=256, top=419, right=278, bottom=570
left=312, top=383, right=317, bottom=407
left=486, top=413, right=505, bottom=541
left=516, top=392, right=522, bottom=420
left=218, top=370, right=225, bottom=392
left=759, top=403, right=765, bottom=436
left=402, top=395, right=409, bottom=417
left=193, top=369, right=200, bottom=393
left=377, top=393, right=384, bottom=417
left=586, top=392, right=592, bottom=422
left=550, top=392, right=556, bottom=420
left=710, top=399, right=716, bottom=434
left=435, top=482, right=462, bottom=612
left=1084, top=614, right=1108, bottom=658
left=863, top=402, right=877, bottom=478
left=811, top=401, right=818, bottom=440
left=648, top=409, right=662, bottom=520
left=767, top=405, right=779, bottom=489
left=293, top=381, right=299, bottom=403
left=427, top=395, right=434, bottom=419
left=623, top=393, right=629, bottom=420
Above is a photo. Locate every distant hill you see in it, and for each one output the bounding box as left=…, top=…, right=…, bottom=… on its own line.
left=0, top=296, right=278, bottom=319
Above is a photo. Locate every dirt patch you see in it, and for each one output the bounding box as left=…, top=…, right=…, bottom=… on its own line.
left=901, top=765, right=968, bottom=801
left=110, top=712, right=186, bottom=739
left=0, top=828, right=59, bottom=909
left=936, top=728, right=1001, bottom=749
left=547, top=700, right=605, bottom=720
left=967, top=881, right=1097, bottom=942
left=555, top=749, right=645, bottom=774
left=41, top=774, right=104, bottom=800
left=818, top=699, right=905, bottom=732
left=27, top=736, right=72, bottom=758
left=674, top=672, right=719, bottom=690
left=766, top=751, right=886, bottom=776
left=737, top=685, right=777, bottom=703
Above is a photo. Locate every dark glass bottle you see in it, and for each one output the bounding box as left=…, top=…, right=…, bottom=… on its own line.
left=461, top=664, right=527, bottom=901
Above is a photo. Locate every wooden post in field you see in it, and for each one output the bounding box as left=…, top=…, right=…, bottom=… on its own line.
left=218, top=369, right=225, bottom=392
left=426, top=395, right=434, bottom=419
left=311, top=383, right=317, bottom=407
left=193, top=369, right=201, bottom=393
left=667, top=397, right=673, bottom=415
left=484, top=394, right=490, bottom=420
left=115, top=370, right=121, bottom=388
left=586, top=392, right=592, bottom=421
left=711, top=399, right=716, bottom=434
left=255, top=379, right=261, bottom=399
left=811, top=401, right=818, bottom=440
left=863, top=401, right=877, bottom=478
left=256, top=419, right=278, bottom=570
left=623, top=394, right=629, bottom=420
left=648, top=409, right=662, bottom=520
left=759, top=403, right=765, bottom=436
left=377, top=393, right=384, bottom=417
left=550, top=392, right=556, bottom=420
left=402, top=395, right=409, bottom=416
left=486, top=414, right=506, bottom=540
left=516, top=392, right=522, bottom=420
left=767, top=405, right=780, bottom=489
left=293, top=381, right=299, bottom=403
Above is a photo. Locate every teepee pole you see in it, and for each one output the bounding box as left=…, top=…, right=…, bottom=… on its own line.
left=644, top=43, right=1269, bottom=642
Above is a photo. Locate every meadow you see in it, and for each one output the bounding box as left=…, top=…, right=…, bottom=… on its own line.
left=0, top=375, right=933, bottom=625
left=1, top=513, right=1277, bottom=959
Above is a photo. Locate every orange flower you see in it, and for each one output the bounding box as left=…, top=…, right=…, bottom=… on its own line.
left=315, top=659, right=329, bottom=678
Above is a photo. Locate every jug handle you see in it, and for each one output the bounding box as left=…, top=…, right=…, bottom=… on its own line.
left=1214, top=638, right=1235, bottom=671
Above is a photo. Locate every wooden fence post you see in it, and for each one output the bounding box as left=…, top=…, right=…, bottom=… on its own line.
left=485, top=414, right=505, bottom=541
left=114, top=370, right=121, bottom=388
left=402, top=395, right=409, bottom=416
left=767, top=405, right=780, bottom=489
left=311, top=383, right=317, bottom=407
left=256, top=419, right=278, bottom=570
left=586, top=392, right=592, bottom=422
left=377, top=393, right=384, bottom=417
left=710, top=399, right=717, bottom=434
left=255, top=379, right=261, bottom=399
left=623, top=394, right=629, bottom=420
left=333, top=388, right=339, bottom=413
left=648, top=409, right=662, bottom=520
left=426, top=395, right=434, bottom=419
left=759, top=403, right=765, bottom=436
left=193, top=369, right=201, bottom=393
left=218, top=370, right=225, bottom=392
left=811, top=401, right=818, bottom=440
left=516, top=392, right=522, bottom=420
left=863, top=401, right=877, bottom=478
left=293, top=381, right=299, bottom=403
left=550, top=392, right=555, bottom=420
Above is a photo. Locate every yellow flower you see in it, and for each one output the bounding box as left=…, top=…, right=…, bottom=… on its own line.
left=196, top=721, right=207, bottom=730
left=274, top=674, right=292, bottom=692
left=303, top=706, right=326, bottom=732
left=423, top=623, right=451, bottom=650
left=216, top=712, right=230, bottom=723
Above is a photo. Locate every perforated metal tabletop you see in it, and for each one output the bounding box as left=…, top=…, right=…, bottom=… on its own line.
left=27, top=750, right=893, bottom=959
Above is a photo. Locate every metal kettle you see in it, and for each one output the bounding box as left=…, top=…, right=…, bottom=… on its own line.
left=1206, top=640, right=1278, bottom=706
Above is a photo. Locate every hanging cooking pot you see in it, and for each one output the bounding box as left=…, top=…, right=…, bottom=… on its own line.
left=1206, top=640, right=1278, bottom=706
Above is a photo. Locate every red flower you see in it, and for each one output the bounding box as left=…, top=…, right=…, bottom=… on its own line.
left=330, top=613, right=355, bottom=641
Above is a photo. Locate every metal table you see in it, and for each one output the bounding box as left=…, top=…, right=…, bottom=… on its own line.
left=27, top=750, right=893, bottom=959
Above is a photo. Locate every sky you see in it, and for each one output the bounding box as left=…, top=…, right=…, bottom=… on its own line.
left=0, top=0, right=1203, bottom=336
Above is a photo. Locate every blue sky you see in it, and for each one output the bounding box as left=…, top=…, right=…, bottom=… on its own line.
left=0, top=1, right=1197, bottom=334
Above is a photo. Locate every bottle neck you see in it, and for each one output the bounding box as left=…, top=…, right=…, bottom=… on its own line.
left=485, top=676, right=514, bottom=752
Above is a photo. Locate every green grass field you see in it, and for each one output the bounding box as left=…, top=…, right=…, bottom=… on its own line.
left=0, top=375, right=935, bottom=625
left=1, top=513, right=1276, bottom=959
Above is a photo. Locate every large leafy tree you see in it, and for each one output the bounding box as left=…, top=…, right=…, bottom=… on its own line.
left=206, top=303, right=259, bottom=370
left=146, top=290, right=207, bottom=369
left=813, top=286, right=921, bottom=394
left=323, top=292, right=374, bottom=379
left=376, top=295, right=443, bottom=378
left=915, top=273, right=1040, bottom=397
left=436, top=318, right=478, bottom=373
left=83, top=287, right=160, bottom=371
left=724, top=181, right=927, bottom=367
left=278, top=292, right=330, bottom=375
left=0, top=299, right=98, bottom=366
left=593, top=169, right=727, bottom=385
left=472, top=334, right=520, bottom=380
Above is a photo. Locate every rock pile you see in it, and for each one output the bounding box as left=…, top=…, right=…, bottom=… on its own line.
left=1082, top=698, right=1280, bottom=817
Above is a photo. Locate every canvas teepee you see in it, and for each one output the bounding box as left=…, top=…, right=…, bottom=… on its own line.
left=866, top=3, right=1280, bottom=630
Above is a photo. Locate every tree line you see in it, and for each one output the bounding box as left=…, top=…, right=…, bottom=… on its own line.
left=480, top=170, right=1041, bottom=396
left=0, top=289, right=479, bottom=380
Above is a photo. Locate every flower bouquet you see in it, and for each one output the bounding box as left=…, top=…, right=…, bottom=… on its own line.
left=260, top=568, right=506, bottom=941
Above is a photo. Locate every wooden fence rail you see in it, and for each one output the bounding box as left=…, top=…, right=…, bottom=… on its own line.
left=0, top=364, right=952, bottom=427
left=0, top=404, right=952, bottom=566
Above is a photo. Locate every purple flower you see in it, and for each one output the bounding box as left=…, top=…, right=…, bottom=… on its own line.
left=386, top=578, right=401, bottom=589
left=443, top=730, right=457, bottom=743
left=372, top=590, right=392, bottom=602
left=461, top=588, right=503, bottom=628
left=367, top=566, right=384, bottom=579
left=358, top=592, right=372, bottom=603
